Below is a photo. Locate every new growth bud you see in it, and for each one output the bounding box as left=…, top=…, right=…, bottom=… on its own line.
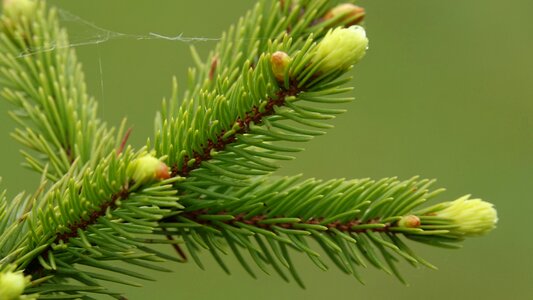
left=271, top=51, right=291, bottom=82
left=324, top=3, right=366, bottom=27
left=2, top=0, right=37, bottom=21
left=128, top=155, right=171, bottom=185
left=313, top=25, right=369, bottom=73
left=434, top=196, right=498, bottom=237
left=398, top=215, right=421, bottom=228
left=0, top=270, right=28, bottom=300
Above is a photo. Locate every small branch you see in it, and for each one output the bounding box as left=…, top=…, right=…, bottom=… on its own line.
left=55, top=186, right=131, bottom=242
left=172, top=82, right=301, bottom=177
left=25, top=185, right=131, bottom=277
left=181, top=209, right=391, bottom=234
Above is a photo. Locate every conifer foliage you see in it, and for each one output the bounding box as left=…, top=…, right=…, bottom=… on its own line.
left=0, top=0, right=497, bottom=299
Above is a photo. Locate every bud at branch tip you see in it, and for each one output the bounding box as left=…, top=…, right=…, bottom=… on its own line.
left=0, top=269, right=29, bottom=300
left=434, top=196, right=498, bottom=237
left=313, top=25, right=369, bottom=73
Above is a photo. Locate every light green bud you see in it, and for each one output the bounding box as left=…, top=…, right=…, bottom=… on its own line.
left=435, top=196, right=498, bottom=236
left=0, top=270, right=28, bottom=300
left=313, top=25, right=369, bottom=73
left=2, top=0, right=37, bottom=20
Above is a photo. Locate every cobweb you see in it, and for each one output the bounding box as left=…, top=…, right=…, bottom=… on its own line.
left=18, top=8, right=221, bottom=58
left=15, top=8, right=224, bottom=104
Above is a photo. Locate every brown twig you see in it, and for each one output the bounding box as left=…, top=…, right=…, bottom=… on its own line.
left=180, top=209, right=391, bottom=234
left=172, top=82, right=301, bottom=177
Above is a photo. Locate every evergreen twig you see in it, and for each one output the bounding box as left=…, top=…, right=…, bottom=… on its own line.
left=0, top=0, right=497, bottom=299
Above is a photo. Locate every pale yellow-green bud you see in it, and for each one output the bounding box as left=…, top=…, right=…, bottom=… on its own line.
left=128, top=155, right=171, bottom=185
left=434, top=196, right=498, bottom=237
left=398, top=215, right=421, bottom=228
left=271, top=51, right=291, bottom=82
left=0, top=270, right=28, bottom=300
left=313, top=25, right=369, bottom=73
left=2, top=0, right=37, bottom=21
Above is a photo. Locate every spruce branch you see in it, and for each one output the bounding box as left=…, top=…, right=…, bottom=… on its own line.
left=161, top=176, right=496, bottom=286
left=0, top=0, right=498, bottom=299
left=155, top=1, right=369, bottom=205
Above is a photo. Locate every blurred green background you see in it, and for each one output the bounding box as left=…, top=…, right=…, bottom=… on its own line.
left=1, top=0, right=532, bottom=299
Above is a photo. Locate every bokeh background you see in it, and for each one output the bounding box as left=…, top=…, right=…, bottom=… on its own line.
left=1, top=0, right=532, bottom=299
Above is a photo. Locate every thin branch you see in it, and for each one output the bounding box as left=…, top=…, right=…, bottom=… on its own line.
left=172, top=82, right=301, bottom=177
left=181, top=209, right=391, bottom=234
left=54, top=186, right=131, bottom=242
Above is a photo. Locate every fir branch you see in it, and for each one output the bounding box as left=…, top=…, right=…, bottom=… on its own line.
left=161, top=176, right=470, bottom=285
left=3, top=150, right=183, bottom=297
left=155, top=0, right=365, bottom=202
left=0, top=0, right=498, bottom=299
